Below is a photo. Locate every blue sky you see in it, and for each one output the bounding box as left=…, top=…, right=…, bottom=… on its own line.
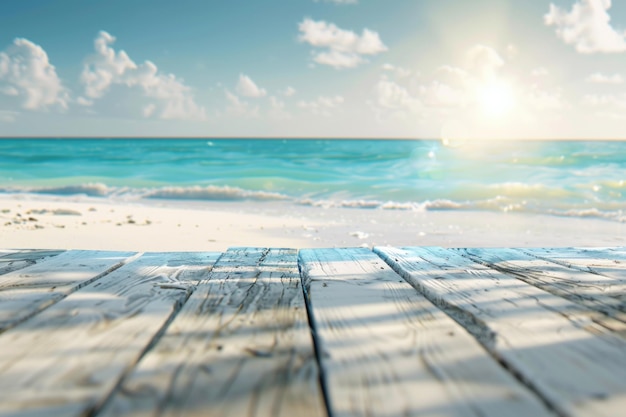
left=1, top=0, right=626, bottom=138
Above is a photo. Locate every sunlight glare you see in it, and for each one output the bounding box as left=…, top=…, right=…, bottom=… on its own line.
left=479, top=80, right=515, bottom=118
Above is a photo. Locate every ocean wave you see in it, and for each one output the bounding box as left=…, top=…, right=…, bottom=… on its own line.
left=1, top=182, right=625, bottom=222
left=298, top=198, right=382, bottom=209
left=0, top=183, right=290, bottom=202
left=143, top=185, right=289, bottom=201
left=0, top=183, right=113, bottom=197
left=548, top=208, right=626, bottom=223
left=297, top=197, right=519, bottom=212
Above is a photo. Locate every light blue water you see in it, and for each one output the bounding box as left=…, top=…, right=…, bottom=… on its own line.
left=1, top=138, right=625, bottom=221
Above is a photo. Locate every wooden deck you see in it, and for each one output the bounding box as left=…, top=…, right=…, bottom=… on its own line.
left=0, top=247, right=624, bottom=417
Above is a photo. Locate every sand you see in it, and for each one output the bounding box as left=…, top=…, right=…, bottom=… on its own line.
left=0, top=193, right=624, bottom=251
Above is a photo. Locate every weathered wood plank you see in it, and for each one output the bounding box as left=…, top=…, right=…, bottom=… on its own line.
left=520, top=247, right=626, bottom=282
left=100, top=247, right=325, bottom=417
left=0, top=251, right=220, bottom=417
left=299, top=248, right=553, bottom=417
left=0, top=250, right=135, bottom=333
left=376, top=246, right=626, bottom=417
left=458, top=247, right=626, bottom=335
left=0, top=249, right=65, bottom=276
left=0, top=249, right=28, bottom=259
left=0, top=249, right=65, bottom=261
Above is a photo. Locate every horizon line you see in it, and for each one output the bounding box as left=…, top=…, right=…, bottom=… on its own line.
left=1, top=136, right=626, bottom=141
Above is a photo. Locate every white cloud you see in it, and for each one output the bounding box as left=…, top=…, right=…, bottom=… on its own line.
left=76, top=96, right=93, bottom=106
left=583, top=93, right=626, bottom=108
left=505, top=44, right=518, bottom=59
left=313, top=50, right=363, bottom=68
left=595, top=111, right=626, bottom=120
left=224, top=89, right=258, bottom=117
left=545, top=0, right=626, bottom=53
left=81, top=31, right=136, bottom=99
left=586, top=72, right=624, bottom=83
left=375, top=78, right=420, bottom=111
left=270, top=96, right=284, bottom=108
left=298, top=18, right=387, bottom=69
left=465, top=44, right=504, bottom=80
left=419, top=81, right=468, bottom=108
left=382, top=63, right=411, bottom=78
left=371, top=46, right=504, bottom=117
left=225, top=90, right=247, bottom=114
left=531, top=67, right=549, bottom=77
left=436, top=65, right=470, bottom=81
left=582, top=92, right=626, bottom=118
left=269, top=96, right=291, bottom=120
left=81, top=31, right=206, bottom=120
left=0, top=86, right=18, bottom=96
left=372, top=44, right=572, bottom=124
left=283, top=86, right=296, bottom=97
left=0, top=110, right=19, bottom=122
left=412, top=65, right=472, bottom=110
left=297, top=95, right=344, bottom=116
left=527, top=87, right=566, bottom=111
left=236, top=74, right=267, bottom=98
left=0, top=38, right=68, bottom=110
left=143, top=103, right=157, bottom=118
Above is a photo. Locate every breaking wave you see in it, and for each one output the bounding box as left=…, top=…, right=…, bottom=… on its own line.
left=0, top=183, right=289, bottom=202
left=144, top=185, right=289, bottom=201
left=1, top=181, right=625, bottom=222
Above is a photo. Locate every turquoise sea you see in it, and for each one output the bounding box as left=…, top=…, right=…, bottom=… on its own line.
left=1, top=138, right=625, bottom=222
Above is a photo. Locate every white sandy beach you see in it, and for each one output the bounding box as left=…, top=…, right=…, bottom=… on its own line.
left=1, top=194, right=624, bottom=251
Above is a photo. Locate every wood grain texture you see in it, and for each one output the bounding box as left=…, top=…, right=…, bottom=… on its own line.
left=100, top=247, right=325, bottom=417
left=299, top=248, right=553, bottom=417
left=0, top=250, right=135, bottom=333
left=0, top=250, right=64, bottom=276
left=0, top=251, right=220, bottom=417
left=520, top=247, right=626, bottom=282
left=376, top=246, right=626, bottom=417
left=0, top=249, right=64, bottom=260
left=458, top=247, right=626, bottom=336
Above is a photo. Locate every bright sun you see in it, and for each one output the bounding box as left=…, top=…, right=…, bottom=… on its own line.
left=478, top=80, right=515, bottom=118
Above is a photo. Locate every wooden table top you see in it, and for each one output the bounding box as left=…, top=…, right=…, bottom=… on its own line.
left=0, top=246, right=624, bottom=417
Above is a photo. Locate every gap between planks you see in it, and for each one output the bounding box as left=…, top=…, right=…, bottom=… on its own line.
left=299, top=247, right=554, bottom=417
left=0, top=249, right=66, bottom=276
left=98, top=248, right=325, bottom=417
left=457, top=248, right=626, bottom=333
left=1, top=247, right=625, bottom=417
left=376, top=246, right=626, bottom=417
left=0, top=250, right=138, bottom=334
left=0, top=251, right=221, bottom=417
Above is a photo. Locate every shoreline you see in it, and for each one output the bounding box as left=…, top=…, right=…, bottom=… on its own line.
left=0, top=193, right=624, bottom=251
